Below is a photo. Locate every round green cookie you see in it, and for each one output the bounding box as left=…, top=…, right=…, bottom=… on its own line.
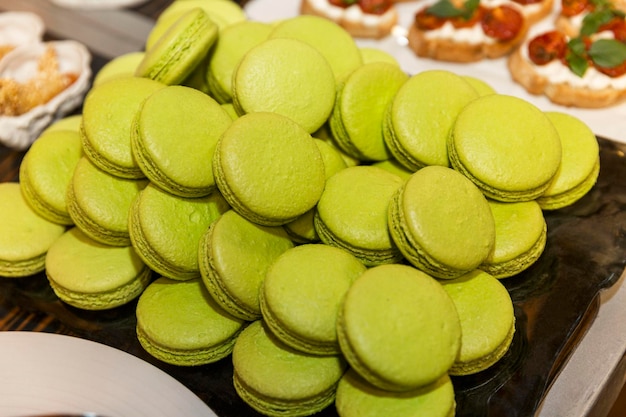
left=93, top=51, right=145, bottom=87
left=45, top=227, right=152, bottom=310
left=0, top=182, right=65, bottom=278
left=19, top=129, right=83, bottom=225
left=315, top=165, right=404, bottom=266
left=448, top=94, right=562, bottom=202
left=213, top=112, right=326, bottom=226
left=232, top=38, right=336, bottom=134
left=199, top=209, right=294, bottom=321
left=383, top=70, right=479, bottom=170
left=440, top=269, right=516, bottom=375
left=388, top=165, right=495, bottom=279
left=538, top=111, right=600, bottom=210
left=337, top=264, right=461, bottom=391
left=335, top=370, right=456, bottom=417
left=131, top=85, right=232, bottom=197
left=136, top=276, right=245, bottom=366
left=261, top=244, right=366, bottom=355
left=80, top=76, right=166, bottom=179
left=232, top=320, right=347, bottom=417
left=129, top=183, right=230, bottom=280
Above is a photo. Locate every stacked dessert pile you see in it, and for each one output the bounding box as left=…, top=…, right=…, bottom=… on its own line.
left=0, top=1, right=602, bottom=416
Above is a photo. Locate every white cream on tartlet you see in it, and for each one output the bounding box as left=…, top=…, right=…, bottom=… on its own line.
left=309, top=0, right=396, bottom=27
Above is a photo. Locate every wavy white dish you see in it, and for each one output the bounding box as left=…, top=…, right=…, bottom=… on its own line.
left=0, top=332, right=217, bottom=417
left=243, top=0, right=626, bottom=144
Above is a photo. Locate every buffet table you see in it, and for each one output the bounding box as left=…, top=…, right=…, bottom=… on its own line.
left=1, top=1, right=626, bottom=416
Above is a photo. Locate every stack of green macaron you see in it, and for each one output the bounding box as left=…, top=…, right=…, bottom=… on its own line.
left=3, top=1, right=605, bottom=415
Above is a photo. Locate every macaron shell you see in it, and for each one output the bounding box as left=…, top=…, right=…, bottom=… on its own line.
left=389, top=166, right=495, bottom=278
left=135, top=8, right=218, bottom=85
left=80, top=76, right=166, bottom=178
left=0, top=183, right=65, bottom=277
left=42, top=114, right=82, bottom=135
left=45, top=227, right=152, bottom=310
left=335, top=370, right=456, bottom=417
left=359, top=46, right=400, bottom=66
left=330, top=62, right=408, bottom=161
left=441, top=270, right=515, bottom=375
left=232, top=320, right=347, bottom=415
left=538, top=112, right=600, bottom=210
left=383, top=70, right=479, bottom=170
left=213, top=112, right=326, bottom=226
left=199, top=209, right=294, bottom=320
left=19, top=129, right=83, bottom=225
left=232, top=38, right=336, bottom=134
left=337, top=264, right=461, bottom=391
left=260, top=244, right=366, bottom=355
left=449, top=94, right=562, bottom=201
left=67, top=157, right=149, bottom=246
left=131, top=85, right=232, bottom=197
left=129, top=184, right=230, bottom=280
left=481, top=200, right=547, bottom=278
left=136, top=277, right=245, bottom=366
left=93, top=51, right=145, bottom=87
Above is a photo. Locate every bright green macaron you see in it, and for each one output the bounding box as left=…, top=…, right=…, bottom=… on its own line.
left=41, top=114, right=82, bottom=135
left=335, top=370, right=456, bottom=417
left=481, top=199, right=547, bottom=279
left=198, top=209, right=294, bottom=321
left=136, top=276, right=246, bottom=366
left=538, top=111, right=600, bottom=210
left=67, top=157, right=149, bottom=247
left=129, top=183, right=230, bottom=280
left=80, top=76, right=166, bottom=179
left=440, top=269, right=516, bottom=375
left=448, top=94, right=562, bottom=202
left=383, top=70, right=480, bottom=171
left=19, top=129, right=83, bottom=225
left=388, top=165, right=495, bottom=279
left=337, top=263, right=461, bottom=391
left=213, top=112, right=326, bottom=226
left=131, top=85, right=232, bottom=198
left=329, top=62, right=408, bottom=162
left=268, top=15, right=363, bottom=82
left=92, top=51, right=145, bottom=87
left=232, top=38, right=336, bottom=134
left=359, top=47, right=400, bottom=66
left=315, top=165, right=404, bottom=266
left=135, top=7, right=218, bottom=86
left=45, top=227, right=152, bottom=310
left=261, top=244, right=366, bottom=356
left=232, top=320, right=347, bottom=417
left=0, top=182, right=65, bottom=278
left=206, top=20, right=272, bottom=104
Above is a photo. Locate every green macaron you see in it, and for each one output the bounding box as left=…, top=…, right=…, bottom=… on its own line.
left=213, top=112, right=326, bottom=226
left=480, top=199, right=547, bottom=279
left=260, top=244, right=366, bottom=356
left=538, top=111, right=600, bottom=210
left=19, top=129, right=83, bottom=225
left=315, top=165, right=404, bottom=266
left=337, top=263, right=461, bottom=391
left=383, top=70, right=480, bottom=170
left=136, top=276, right=246, bottom=366
left=45, top=227, right=152, bottom=310
left=135, top=7, right=218, bottom=86
left=198, top=209, right=294, bottom=321
left=232, top=38, right=336, bottom=134
left=67, top=157, right=149, bottom=247
left=335, top=370, right=456, bottom=417
left=232, top=320, right=347, bottom=416
left=0, top=182, right=65, bottom=278
left=448, top=94, right=562, bottom=202
left=129, top=183, right=230, bottom=280
left=92, top=51, right=145, bottom=87
left=80, top=76, right=166, bottom=179
left=131, top=85, right=233, bottom=198
left=388, top=165, right=495, bottom=279
left=440, top=269, right=516, bottom=375
left=329, top=62, right=408, bottom=162
left=359, top=47, right=400, bottom=66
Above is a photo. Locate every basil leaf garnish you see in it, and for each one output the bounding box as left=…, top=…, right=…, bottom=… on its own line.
left=589, top=38, right=626, bottom=68
left=426, top=0, right=479, bottom=19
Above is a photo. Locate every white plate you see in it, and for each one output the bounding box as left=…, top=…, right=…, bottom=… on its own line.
left=50, top=0, right=150, bottom=9
left=244, top=0, right=626, bottom=144
left=0, top=332, right=217, bottom=417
